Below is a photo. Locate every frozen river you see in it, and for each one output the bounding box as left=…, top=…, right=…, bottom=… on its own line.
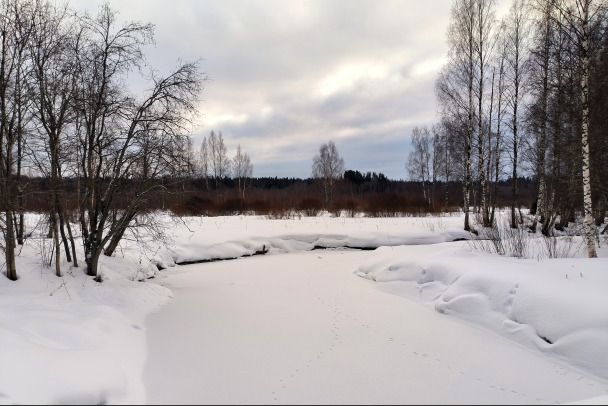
left=143, top=248, right=604, bottom=404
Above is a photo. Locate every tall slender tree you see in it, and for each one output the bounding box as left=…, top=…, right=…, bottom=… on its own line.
left=208, top=130, right=230, bottom=197
left=506, top=0, right=533, bottom=228
left=489, top=23, right=509, bottom=225
left=312, top=140, right=345, bottom=209
left=29, top=0, right=80, bottom=274
left=407, top=126, right=433, bottom=207
left=555, top=0, right=600, bottom=257
left=438, top=0, right=477, bottom=231
left=233, top=144, right=253, bottom=200
left=474, top=0, right=498, bottom=227
left=0, top=0, right=36, bottom=281
left=199, top=136, right=210, bottom=190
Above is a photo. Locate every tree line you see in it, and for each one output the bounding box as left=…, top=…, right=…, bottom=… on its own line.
left=163, top=138, right=530, bottom=218
left=408, top=0, right=608, bottom=258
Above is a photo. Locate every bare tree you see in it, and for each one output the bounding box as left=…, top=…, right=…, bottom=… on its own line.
left=233, top=144, right=253, bottom=199
left=28, top=0, right=80, bottom=275
left=526, top=0, right=554, bottom=233
left=489, top=22, right=509, bottom=225
left=474, top=0, right=498, bottom=227
left=0, top=0, right=36, bottom=281
left=73, top=3, right=205, bottom=277
left=407, top=125, right=433, bottom=207
left=208, top=130, right=230, bottom=197
left=436, top=119, right=455, bottom=211
left=505, top=0, right=533, bottom=228
left=312, top=140, right=345, bottom=209
left=431, top=123, right=445, bottom=209
left=199, top=136, right=210, bottom=190
left=438, top=0, right=477, bottom=231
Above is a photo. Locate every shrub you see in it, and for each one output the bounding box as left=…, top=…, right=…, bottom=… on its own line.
left=365, top=192, right=408, bottom=217
left=299, top=197, right=323, bottom=217
left=266, top=207, right=301, bottom=220
left=249, top=199, right=271, bottom=215
left=169, top=195, right=215, bottom=216
left=217, top=198, right=245, bottom=215
left=327, top=198, right=360, bottom=218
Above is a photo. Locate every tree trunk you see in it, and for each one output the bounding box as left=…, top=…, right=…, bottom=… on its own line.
left=491, top=60, right=504, bottom=226
left=511, top=143, right=518, bottom=228
left=477, top=38, right=488, bottom=226
left=464, top=12, right=474, bottom=233
left=87, top=249, right=102, bottom=279
left=531, top=27, right=550, bottom=234
left=580, top=1, right=597, bottom=258
left=4, top=210, right=17, bottom=281
left=58, top=208, right=72, bottom=263
left=486, top=69, right=495, bottom=225
left=85, top=235, right=103, bottom=277
left=104, top=210, right=137, bottom=257
left=51, top=210, right=62, bottom=277
left=103, top=229, right=125, bottom=258
left=16, top=128, right=24, bottom=245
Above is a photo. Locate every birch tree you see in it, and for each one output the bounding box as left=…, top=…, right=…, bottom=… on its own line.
left=439, top=0, right=477, bottom=231
left=407, top=126, right=433, bottom=207
left=474, top=0, right=498, bottom=227
left=506, top=0, right=533, bottom=228
left=312, top=140, right=345, bottom=209
left=233, top=144, right=253, bottom=200
left=489, top=23, right=509, bottom=225
left=208, top=130, right=230, bottom=197
left=199, top=136, right=210, bottom=190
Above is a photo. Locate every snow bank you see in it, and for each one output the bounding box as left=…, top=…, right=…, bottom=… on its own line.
left=355, top=241, right=608, bottom=382
left=153, top=214, right=470, bottom=265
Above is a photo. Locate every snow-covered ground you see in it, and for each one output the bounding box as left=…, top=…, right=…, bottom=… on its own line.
left=1, top=212, right=607, bottom=404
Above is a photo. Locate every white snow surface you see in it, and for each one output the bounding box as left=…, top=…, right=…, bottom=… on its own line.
left=0, top=212, right=607, bottom=404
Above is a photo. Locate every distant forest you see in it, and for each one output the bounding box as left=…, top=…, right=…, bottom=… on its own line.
left=15, top=171, right=538, bottom=219
left=149, top=172, right=538, bottom=218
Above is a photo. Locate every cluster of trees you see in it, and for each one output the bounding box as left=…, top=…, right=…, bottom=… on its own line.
left=198, top=130, right=253, bottom=199
left=409, top=0, right=607, bottom=258
left=0, top=0, right=205, bottom=280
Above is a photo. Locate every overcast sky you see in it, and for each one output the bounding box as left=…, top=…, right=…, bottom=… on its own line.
left=70, top=0, right=510, bottom=180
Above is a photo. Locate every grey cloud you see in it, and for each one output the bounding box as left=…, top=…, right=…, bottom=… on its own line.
left=70, top=0, right=508, bottom=179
